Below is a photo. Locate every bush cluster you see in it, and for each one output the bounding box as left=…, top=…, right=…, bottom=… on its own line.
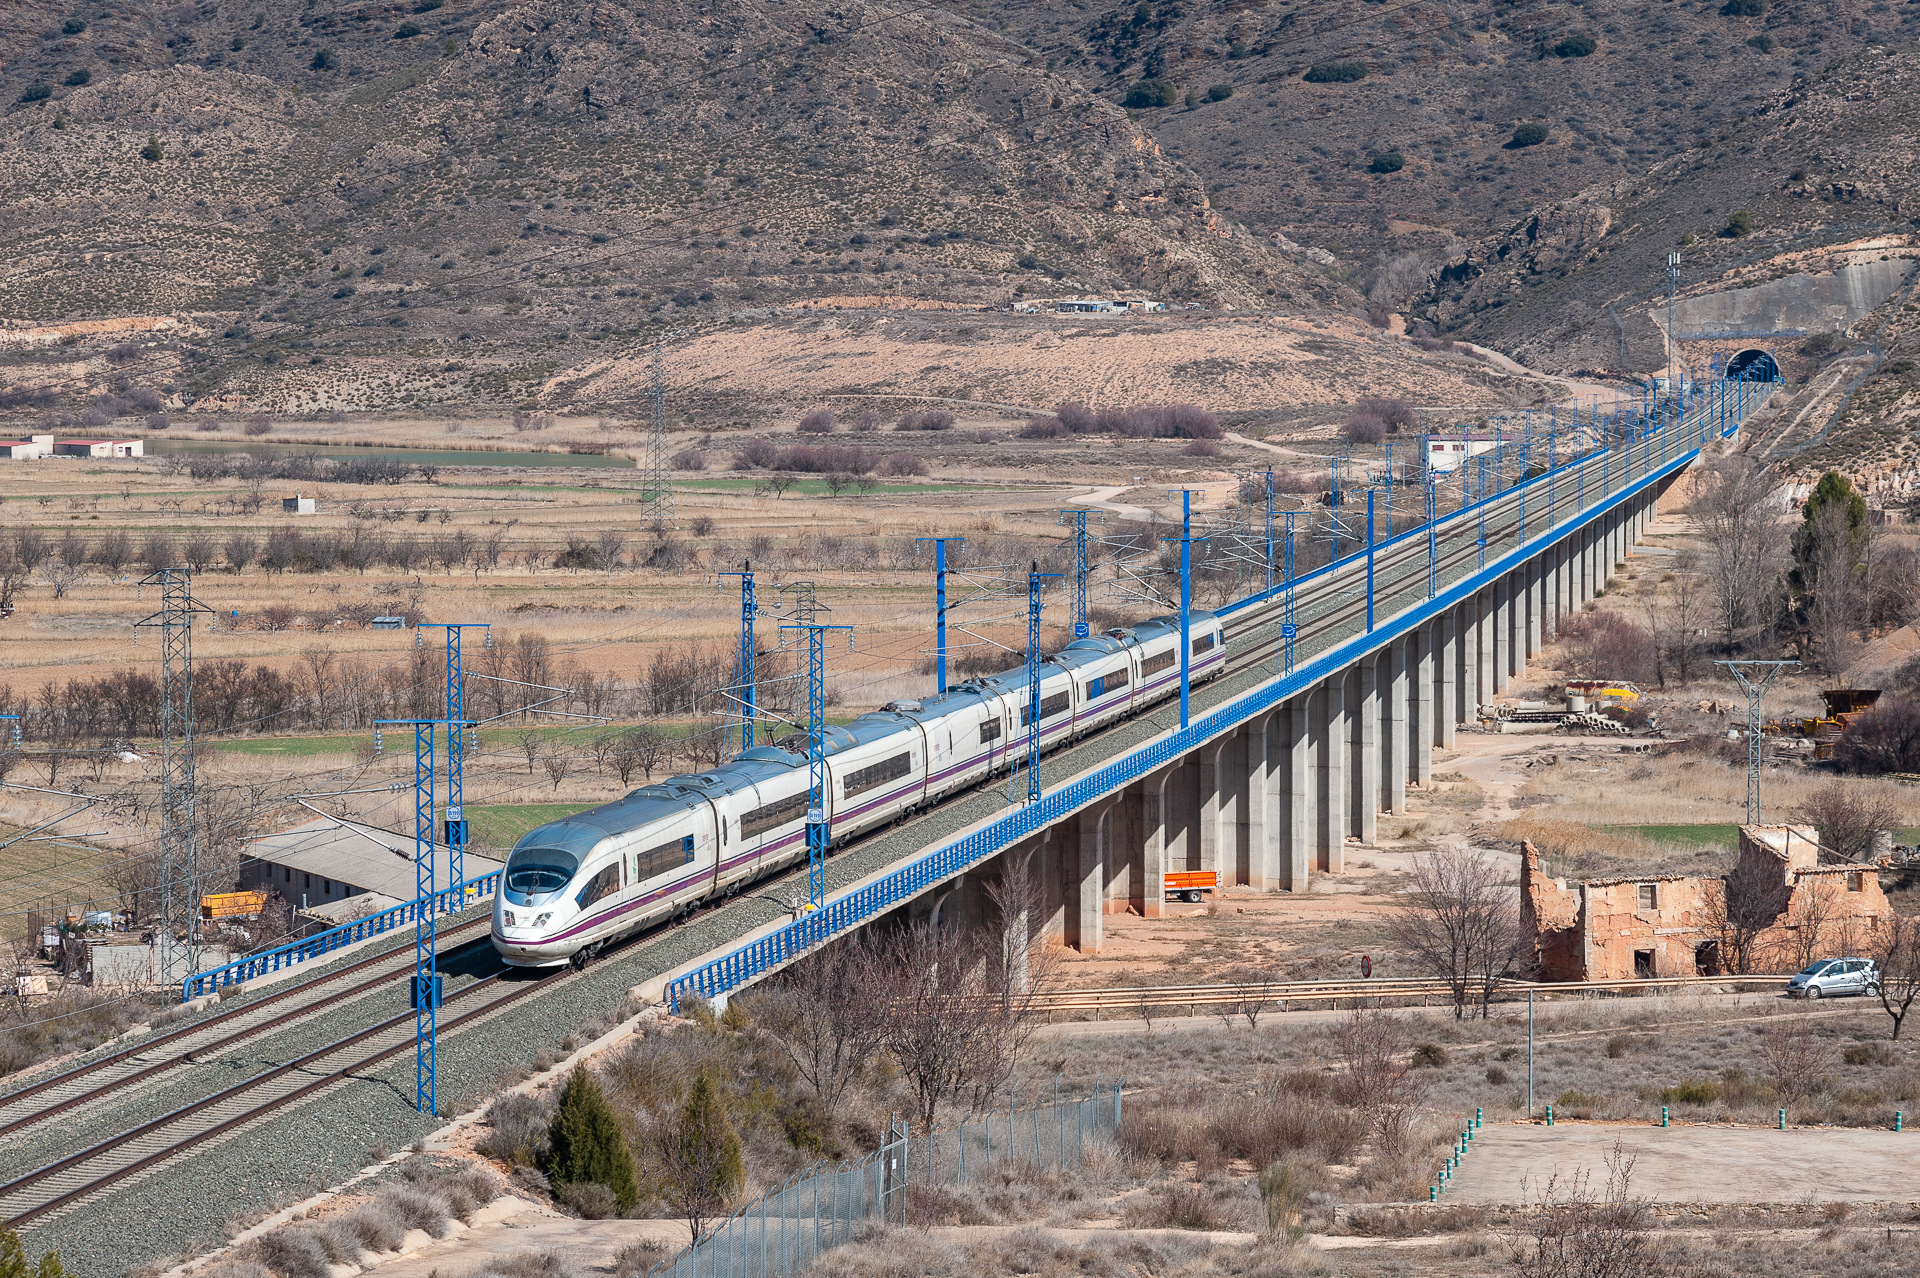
left=1304, top=60, right=1367, bottom=83
left=732, top=441, right=877, bottom=474
left=893, top=408, right=955, bottom=431
left=1021, top=400, right=1221, bottom=440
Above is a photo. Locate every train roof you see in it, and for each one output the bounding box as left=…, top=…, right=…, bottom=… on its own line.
left=512, top=785, right=706, bottom=855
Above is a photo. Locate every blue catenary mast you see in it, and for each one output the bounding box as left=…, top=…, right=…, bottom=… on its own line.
left=719, top=560, right=758, bottom=750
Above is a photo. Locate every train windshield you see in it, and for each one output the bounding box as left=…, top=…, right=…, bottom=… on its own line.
left=504, top=846, right=580, bottom=904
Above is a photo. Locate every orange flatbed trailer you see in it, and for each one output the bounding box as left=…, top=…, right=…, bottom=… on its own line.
left=1164, top=870, right=1218, bottom=902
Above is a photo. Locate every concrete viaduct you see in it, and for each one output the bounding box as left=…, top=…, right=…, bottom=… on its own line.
left=662, top=380, right=1775, bottom=1007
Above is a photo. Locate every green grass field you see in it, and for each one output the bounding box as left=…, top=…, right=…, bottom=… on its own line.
left=1601, top=823, right=1920, bottom=850
left=467, top=802, right=597, bottom=850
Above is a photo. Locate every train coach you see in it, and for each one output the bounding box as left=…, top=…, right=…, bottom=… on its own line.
left=493, top=611, right=1225, bottom=967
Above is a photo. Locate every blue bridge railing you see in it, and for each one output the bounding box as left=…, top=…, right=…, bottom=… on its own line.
left=182, top=871, right=499, bottom=1001
left=668, top=380, right=1773, bottom=1011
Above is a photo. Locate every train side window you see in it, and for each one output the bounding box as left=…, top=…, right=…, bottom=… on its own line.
left=979, top=717, right=1002, bottom=745
left=634, top=834, right=697, bottom=884
left=844, top=751, right=912, bottom=799
left=575, top=863, right=621, bottom=909
left=741, top=792, right=808, bottom=839
left=1190, top=634, right=1216, bottom=655
left=1141, top=650, right=1176, bottom=676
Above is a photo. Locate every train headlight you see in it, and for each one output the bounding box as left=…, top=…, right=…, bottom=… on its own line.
left=502, top=910, right=516, bottom=926
left=534, top=913, right=552, bottom=928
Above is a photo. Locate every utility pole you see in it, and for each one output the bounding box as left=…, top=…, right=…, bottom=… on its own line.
left=781, top=622, right=852, bottom=911
left=1666, top=250, right=1682, bottom=388
left=1282, top=511, right=1298, bottom=673
left=718, top=561, right=760, bottom=750
left=1055, top=511, right=1101, bottom=639
left=1022, top=561, right=1062, bottom=804
left=136, top=569, right=211, bottom=988
left=1717, top=660, right=1799, bottom=824
left=1164, top=490, right=1208, bottom=728
left=641, top=340, right=675, bottom=528
left=914, top=537, right=964, bottom=692
left=417, top=623, right=487, bottom=893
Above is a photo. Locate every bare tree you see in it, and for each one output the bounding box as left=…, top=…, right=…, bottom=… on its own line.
left=595, top=527, right=625, bottom=576
left=870, top=874, right=1053, bottom=1134
left=1787, top=877, right=1835, bottom=971
left=1754, top=1022, right=1835, bottom=1113
left=41, top=563, right=84, bottom=600
left=1328, top=1010, right=1422, bottom=1154
left=1695, top=851, right=1787, bottom=974
left=1385, top=848, right=1523, bottom=1019
left=542, top=751, right=573, bottom=793
left=181, top=530, right=218, bottom=574
left=517, top=729, right=543, bottom=775
left=1688, top=455, right=1785, bottom=650
left=752, top=938, right=885, bottom=1111
left=1872, top=913, right=1920, bottom=1040
left=1795, top=780, right=1899, bottom=863
left=611, top=725, right=671, bottom=783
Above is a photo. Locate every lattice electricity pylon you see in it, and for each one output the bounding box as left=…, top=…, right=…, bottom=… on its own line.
left=417, top=623, right=487, bottom=893
left=779, top=579, right=823, bottom=627
left=1716, top=660, right=1799, bottom=824
left=1163, top=491, right=1209, bottom=728
left=718, top=560, right=764, bottom=750
left=135, top=569, right=212, bottom=986
left=1055, top=511, right=1104, bottom=639
left=779, top=623, right=852, bottom=909
left=640, top=340, right=675, bottom=528
left=913, top=537, right=965, bottom=692
left=1020, top=561, right=1062, bottom=805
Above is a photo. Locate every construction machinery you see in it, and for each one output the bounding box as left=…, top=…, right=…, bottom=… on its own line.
left=1802, top=689, right=1881, bottom=761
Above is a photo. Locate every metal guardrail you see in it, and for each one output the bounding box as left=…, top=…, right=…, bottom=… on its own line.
left=667, top=382, right=1777, bottom=1013
left=181, top=871, right=499, bottom=1001
left=1027, top=974, right=1790, bottom=1020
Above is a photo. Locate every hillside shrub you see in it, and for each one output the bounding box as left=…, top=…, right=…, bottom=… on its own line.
left=894, top=409, right=954, bottom=431
left=669, top=448, right=706, bottom=471
left=1799, top=330, right=1846, bottom=359
left=1367, top=151, right=1404, bottom=174
left=796, top=407, right=834, bottom=434
left=1108, top=402, right=1221, bottom=439
left=64, top=69, right=90, bottom=86
left=1056, top=401, right=1097, bottom=432
left=878, top=450, right=927, bottom=477
left=1721, top=210, right=1753, bottom=237
left=311, top=49, right=337, bottom=70
left=1205, top=83, right=1233, bottom=102
left=1508, top=122, right=1549, bottom=148
left=1720, top=0, right=1765, bottom=14
left=1122, top=78, right=1177, bottom=108
left=19, top=85, right=50, bottom=103
left=1020, top=415, right=1068, bottom=439
left=1748, top=33, right=1775, bottom=51
left=393, top=20, right=421, bottom=37
left=1304, top=61, right=1366, bottom=83
left=1345, top=416, right=1386, bottom=445
left=1552, top=34, right=1596, bottom=57
left=1355, top=396, right=1414, bottom=433
left=1182, top=437, right=1220, bottom=457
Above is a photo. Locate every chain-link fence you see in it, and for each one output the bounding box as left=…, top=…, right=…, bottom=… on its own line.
left=649, top=1081, right=1124, bottom=1278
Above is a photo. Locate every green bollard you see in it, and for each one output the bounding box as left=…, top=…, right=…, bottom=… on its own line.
left=1778, top=1108, right=1786, bottom=1130
left=1476, top=1107, right=1484, bottom=1129
left=1430, top=1185, right=1438, bottom=1202
left=1662, top=1106, right=1669, bottom=1128
left=1895, top=1112, right=1903, bottom=1133
left=1546, top=1105, right=1554, bottom=1127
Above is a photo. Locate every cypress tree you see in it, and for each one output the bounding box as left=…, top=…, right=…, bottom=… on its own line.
left=661, top=1073, right=745, bottom=1242
left=547, top=1067, right=639, bottom=1212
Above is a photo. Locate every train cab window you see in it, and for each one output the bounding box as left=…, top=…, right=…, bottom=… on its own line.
left=1190, top=634, right=1216, bottom=655
left=633, top=834, right=697, bottom=884
left=575, top=863, right=621, bottom=909
left=1141, top=650, right=1176, bottom=676
left=979, top=717, right=1002, bottom=745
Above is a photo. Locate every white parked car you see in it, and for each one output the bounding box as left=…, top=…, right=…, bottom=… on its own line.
left=1787, top=957, right=1879, bottom=999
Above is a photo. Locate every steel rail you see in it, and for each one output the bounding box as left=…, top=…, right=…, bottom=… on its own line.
left=0, top=966, right=545, bottom=1230
left=0, top=915, right=495, bottom=1140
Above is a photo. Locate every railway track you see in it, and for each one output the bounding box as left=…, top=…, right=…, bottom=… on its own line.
left=0, top=913, right=495, bottom=1144
left=0, top=961, right=554, bottom=1230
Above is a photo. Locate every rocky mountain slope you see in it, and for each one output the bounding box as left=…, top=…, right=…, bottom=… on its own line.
left=1419, top=43, right=1920, bottom=375
left=0, top=0, right=1339, bottom=414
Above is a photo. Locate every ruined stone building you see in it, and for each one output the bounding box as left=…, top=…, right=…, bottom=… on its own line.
left=1522, top=824, right=1891, bottom=980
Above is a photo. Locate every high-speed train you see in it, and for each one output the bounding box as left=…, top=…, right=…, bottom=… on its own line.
left=493, top=612, right=1226, bottom=967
